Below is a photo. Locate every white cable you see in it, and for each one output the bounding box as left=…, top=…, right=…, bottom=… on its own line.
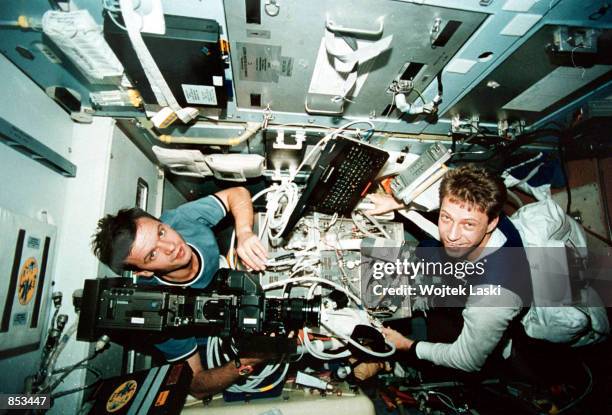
left=102, top=0, right=121, bottom=12
left=271, top=275, right=396, bottom=359
left=320, top=319, right=396, bottom=358
left=303, top=326, right=351, bottom=360
left=263, top=276, right=362, bottom=306
left=351, top=211, right=384, bottom=239
left=39, top=322, right=78, bottom=392
left=103, top=0, right=125, bottom=29
left=363, top=214, right=391, bottom=239
left=106, top=10, right=127, bottom=31
left=227, top=363, right=289, bottom=393
left=231, top=120, right=377, bottom=257
left=290, top=120, right=375, bottom=182
left=307, top=283, right=319, bottom=300
left=227, top=361, right=284, bottom=392
left=228, top=186, right=277, bottom=269
left=361, top=211, right=392, bottom=239
left=266, top=180, right=301, bottom=243
left=279, top=269, right=316, bottom=298
left=293, top=336, right=306, bottom=362
left=427, top=390, right=459, bottom=413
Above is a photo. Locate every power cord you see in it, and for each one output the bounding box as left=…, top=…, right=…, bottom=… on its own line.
left=40, top=335, right=110, bottom=394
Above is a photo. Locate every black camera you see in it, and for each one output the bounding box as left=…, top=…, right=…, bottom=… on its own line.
left=76, top=269, right=320, bottom=353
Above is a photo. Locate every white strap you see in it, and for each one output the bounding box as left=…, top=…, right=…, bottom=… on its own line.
left=323, top=27, right=393, bottom=101
left=119, top=0, right=198, bottom=124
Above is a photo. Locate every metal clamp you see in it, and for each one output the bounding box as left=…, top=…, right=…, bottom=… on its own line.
left=262, top=104, right=273, bottom=130
left=326, top=17, right=384, bottom=37
left=430, top=17, right=442, bottom=47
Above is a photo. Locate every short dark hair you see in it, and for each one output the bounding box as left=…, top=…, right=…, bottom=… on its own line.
left=91, top=208, right=157, bottom=274
left=439, top=164, right=506, bottom=221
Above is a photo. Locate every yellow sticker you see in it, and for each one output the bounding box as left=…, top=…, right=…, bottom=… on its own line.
left=18, top=257, right=38, bottom=305
left=106, top=380, right=138, bottom=413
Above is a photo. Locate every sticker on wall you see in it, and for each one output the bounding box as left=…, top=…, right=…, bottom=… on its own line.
left=106, top=380, right=138, bottom=413
left=27, top=236, right=40, bottom=249
left=18, top=257, right=38, bottom=305
left=236, top=42, right=282, bottom=83
left=13, top=313, right=27, bottom=326
left=181, top=84, right=218, bottom=106
left=280, top=56, right=294, bottom=77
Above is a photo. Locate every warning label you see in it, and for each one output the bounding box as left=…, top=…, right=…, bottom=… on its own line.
left=181, top=84, right=217, bottom=106
left=237, top=42, right=282, bottom=83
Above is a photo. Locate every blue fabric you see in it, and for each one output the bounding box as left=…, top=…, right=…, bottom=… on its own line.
left=150, top=195, right=226, bottom=361
left=506, top=154, right=565, bottom=188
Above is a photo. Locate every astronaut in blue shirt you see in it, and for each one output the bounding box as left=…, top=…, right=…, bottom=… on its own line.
left=92, top=186, right=268, bottom=398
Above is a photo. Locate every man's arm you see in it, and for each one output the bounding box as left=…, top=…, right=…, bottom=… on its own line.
left=215, top=186, right=267, bottom=271
left=384, top=289, right=522, bottom=372
left=365, top=193, right=405, bottom=215
left=185, top=351, right=261, bottom=399
left=415, top=303, right=520, bottom=372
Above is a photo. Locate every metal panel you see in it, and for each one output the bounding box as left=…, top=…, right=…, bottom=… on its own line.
left=0, top=116, right=77, bottom=177
left=444, top=25, right=612, bottom=125
left=224, top=0, right=486, bottom=118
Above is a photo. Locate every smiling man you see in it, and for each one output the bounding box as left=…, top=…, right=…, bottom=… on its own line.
left=91, top=186, right=268, bottom=398
left=368, top=164, right=532, bottom=374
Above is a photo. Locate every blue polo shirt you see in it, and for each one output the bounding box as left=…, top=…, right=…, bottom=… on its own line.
left=151, top=195, right=227, bottom=361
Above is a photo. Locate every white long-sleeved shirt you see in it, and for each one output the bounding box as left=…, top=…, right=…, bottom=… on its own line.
left=415, top=228, right=524, bottom=372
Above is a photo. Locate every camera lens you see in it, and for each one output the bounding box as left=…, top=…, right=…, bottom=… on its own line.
left=265, top=296, right=321, bottom=331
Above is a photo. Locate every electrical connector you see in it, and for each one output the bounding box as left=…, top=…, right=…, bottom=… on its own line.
left=95, top=335, right=111, bottom=353
left=52, top=292, right=62, bottom=308
left=151, top=107, right=178, bottom=129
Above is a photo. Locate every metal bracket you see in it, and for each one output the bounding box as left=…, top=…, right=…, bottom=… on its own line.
left=326, top=17, right=384, bottom=37
left=498, top=119, right=525, bottom=139
left=430, top=17, right=442, bottom=47
left=273, top=129, right=306, bottom=150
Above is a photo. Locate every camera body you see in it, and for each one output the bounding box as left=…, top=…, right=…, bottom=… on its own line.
left=76, top=270, right=320, bottom=352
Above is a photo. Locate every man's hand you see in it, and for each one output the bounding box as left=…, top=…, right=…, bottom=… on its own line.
left=236, top=228, right=267, bottom=271
left=382, top=327, right=414, bottom=351
left=365, top=193, right=404, bottom=216
left=187, top=355, right=268, bottom=399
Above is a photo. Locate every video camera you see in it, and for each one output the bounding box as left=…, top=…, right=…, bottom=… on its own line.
left=76, top=269, right=321, bottom=353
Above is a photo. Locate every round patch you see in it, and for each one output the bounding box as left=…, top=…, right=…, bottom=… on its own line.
left=18, top=257, right=38, bottom=305
left=106, top=380, right=138, bottom=413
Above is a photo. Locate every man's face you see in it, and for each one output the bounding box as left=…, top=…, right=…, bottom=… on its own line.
left=125, top=217, right=193, bottom=277
left=438, top=196, right=498, bottom=260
